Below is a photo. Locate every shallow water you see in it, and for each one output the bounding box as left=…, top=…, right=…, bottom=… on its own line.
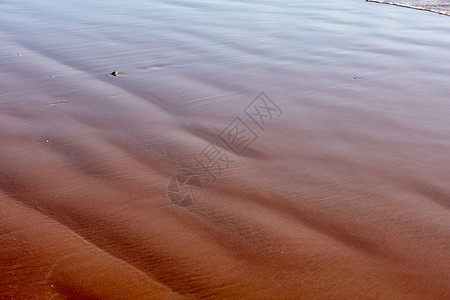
left=0, top=0, right=449, bottom=298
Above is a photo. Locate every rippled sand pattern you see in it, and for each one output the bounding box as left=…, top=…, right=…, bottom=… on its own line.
left=0, top=0, right=449, bottom=299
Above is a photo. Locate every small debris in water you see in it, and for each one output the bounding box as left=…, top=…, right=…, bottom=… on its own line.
left=46, top=139, right=49, bottom=143
left=17, top=53, right=22, bottom=56
left=49, top=99, right=68, bottom=106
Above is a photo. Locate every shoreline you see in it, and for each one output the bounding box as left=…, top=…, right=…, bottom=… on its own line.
left=367, top=0, right=450, bottom=16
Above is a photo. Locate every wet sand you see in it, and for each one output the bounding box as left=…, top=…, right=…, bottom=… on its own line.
left=1, top=0, right=449, bottom=298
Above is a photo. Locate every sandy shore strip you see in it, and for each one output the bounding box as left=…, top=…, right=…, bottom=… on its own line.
left=367, top=0, right=450, bottom=15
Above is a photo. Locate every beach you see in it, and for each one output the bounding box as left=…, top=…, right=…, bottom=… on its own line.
left=0, top=0, right=449, bottom=298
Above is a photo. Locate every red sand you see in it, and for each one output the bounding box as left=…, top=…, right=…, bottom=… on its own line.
left=0, top=0, right=449, bottom=298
